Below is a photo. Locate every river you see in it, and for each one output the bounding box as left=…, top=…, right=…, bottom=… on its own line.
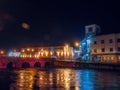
left=0, top=68, right=120, bottom=90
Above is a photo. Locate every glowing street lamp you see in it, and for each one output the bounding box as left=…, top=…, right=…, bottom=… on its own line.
left=74, top=42, right=79, bottom=47
left=0, top=50, right=4, bottom=54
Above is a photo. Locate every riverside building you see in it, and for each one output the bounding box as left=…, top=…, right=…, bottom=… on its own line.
left=91, top=33, right=120, bottom=63
left=20, top=45, right=74, bottom=59
left=79, top=24, right=120, bottom=63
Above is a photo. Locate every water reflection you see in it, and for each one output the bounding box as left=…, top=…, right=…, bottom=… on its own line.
left=76, top=70, right=94, bottom=90
left=9, top=68, right=120, bottom=90
left=10, top=68, right=37, bottom=90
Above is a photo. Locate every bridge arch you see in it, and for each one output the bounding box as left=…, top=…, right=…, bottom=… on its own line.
left=22, top=62, right=30, bottom=68
left=34, top=62, right=41, bottom=68
left=7, top=62, right=13, bottom=69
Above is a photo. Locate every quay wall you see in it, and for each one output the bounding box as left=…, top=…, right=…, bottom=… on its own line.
left=53, top=60, right=120, bottom=71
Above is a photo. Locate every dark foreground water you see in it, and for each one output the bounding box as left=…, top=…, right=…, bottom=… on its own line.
left=0, top=68, right=120, bottom=90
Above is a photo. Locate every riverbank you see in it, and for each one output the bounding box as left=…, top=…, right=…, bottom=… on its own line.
left=53, top=60, right=120, bottom=71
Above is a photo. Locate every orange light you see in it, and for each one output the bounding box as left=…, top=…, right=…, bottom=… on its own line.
left=22, top=23, right=30, bottom=30
left=61, top=51, right=63, bottom=56
left=0, top=50, right=4, bottom=54
left=64, top=52, right=66, bottom=56
left=21, top=49, right=25, bottom=52
left=41, top=52, right=43, bottom=56
left=74, top=42, right=79, bottom=47
left=67, top=52, right=69, bottom=56
left=45, top=51, right=48, bottom=56
left=57, top=51, right=60, bottom=56
left=27, top=48, right=30, bottom=51
left=50, top=51, right=53, bottom=56
left=32, top=49, right=34, bottom=52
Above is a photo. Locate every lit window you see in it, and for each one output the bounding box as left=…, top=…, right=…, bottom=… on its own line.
left=107, top=57, right=110, bottom=60
left=104, top=57, right=106, bottom=60
left=111, top=57, right=114, bottom=60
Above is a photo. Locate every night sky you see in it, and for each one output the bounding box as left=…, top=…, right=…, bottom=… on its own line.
left=0, top=0, right=119, bottom=49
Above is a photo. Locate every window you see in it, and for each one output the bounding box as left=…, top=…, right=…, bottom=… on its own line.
left=104, top=57, right=106, bottom=60
left=101, top=40, right=104, bottom=44
left=94, top=41, right=97, bottom=44
left=109, top=39, right=113, bottom=43
left=118, top=47, right=120, bottom=52
left=119, top=56, right=120, bottom=60
left=94, top=49, right=97, bottom=53
left=88, top=27, right=93, bottom=33
left=110, top=48, right=113, bottom=52
left=101, top=48, right=105, bottom=52
left=111, top=57, right=114, bottom=60
left=117, top=38, right=120, bottom=42
left=109, top=57, right=114, bottom=60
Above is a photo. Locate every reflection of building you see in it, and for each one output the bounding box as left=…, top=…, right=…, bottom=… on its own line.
left=91, top=33, right=120, bottom=63
left=10, top=69, right=36, bottom=90
left=36, top=68, right=78, bottom=89
left=20, top=45, right=74, bottom=59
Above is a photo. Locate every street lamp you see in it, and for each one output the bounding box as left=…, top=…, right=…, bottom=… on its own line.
left=74, top=41, right=80, bottom=59
left=74, top=42, right=79, bottom=47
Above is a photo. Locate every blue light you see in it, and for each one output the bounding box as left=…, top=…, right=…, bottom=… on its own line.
left=82, top=42, right=86, bottom=45
left=85, top=54, right=89, bottom=56
left=87, top=39, right=91, bottom=44
left=74, top=50, right=80, bottom=53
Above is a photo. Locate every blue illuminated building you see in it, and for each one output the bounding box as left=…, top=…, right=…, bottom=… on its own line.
left=80, top=24, right=100, bottom=60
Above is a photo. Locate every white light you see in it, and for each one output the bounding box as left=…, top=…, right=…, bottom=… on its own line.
left=74, top=50, right=80, bottom=53
left=8, top=52, right=21, bottom=57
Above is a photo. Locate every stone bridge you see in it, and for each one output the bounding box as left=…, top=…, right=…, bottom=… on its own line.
left=0, top=57, right=55, bottom=69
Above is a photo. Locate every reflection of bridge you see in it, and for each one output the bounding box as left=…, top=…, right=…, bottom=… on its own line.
left=0, top=57, right=55, bottom=69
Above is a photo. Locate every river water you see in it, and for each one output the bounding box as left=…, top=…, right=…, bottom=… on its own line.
left=0, top=68, right=120, bottom=90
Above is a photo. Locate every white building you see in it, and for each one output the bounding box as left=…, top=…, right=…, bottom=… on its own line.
left=91, top=33, right=120, bottom=63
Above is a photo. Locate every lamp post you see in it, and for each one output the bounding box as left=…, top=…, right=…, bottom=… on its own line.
left=74, top=41, right=80, bottom=59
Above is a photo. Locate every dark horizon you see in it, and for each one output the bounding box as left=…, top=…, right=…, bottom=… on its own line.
left=0, top=0, right=119, bottom=49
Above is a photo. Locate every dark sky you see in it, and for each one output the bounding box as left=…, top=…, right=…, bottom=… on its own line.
left=0, top=0, right=119, bottom=48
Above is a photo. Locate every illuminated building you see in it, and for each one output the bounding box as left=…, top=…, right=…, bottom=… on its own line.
left=20, top=45, right=74, bottom=59
left=80, top=24, right=100, bottom=60
left=79, top=24, right=120, bottom=63
left=91, top=33, right=120, bottom=63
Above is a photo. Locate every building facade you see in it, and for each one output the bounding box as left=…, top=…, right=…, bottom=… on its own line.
left=20, top=45, right=74, bottom=59
left=80, top=24, right=100, bottom=60
left=91, top=33, right=120, bottom=63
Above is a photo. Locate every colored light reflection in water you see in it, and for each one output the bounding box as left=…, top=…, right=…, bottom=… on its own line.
left=9, top=68, right=120, bottom=90
left=75, top=70, right=94, bottom=90
left=10, top=68, right=37, bottom=90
